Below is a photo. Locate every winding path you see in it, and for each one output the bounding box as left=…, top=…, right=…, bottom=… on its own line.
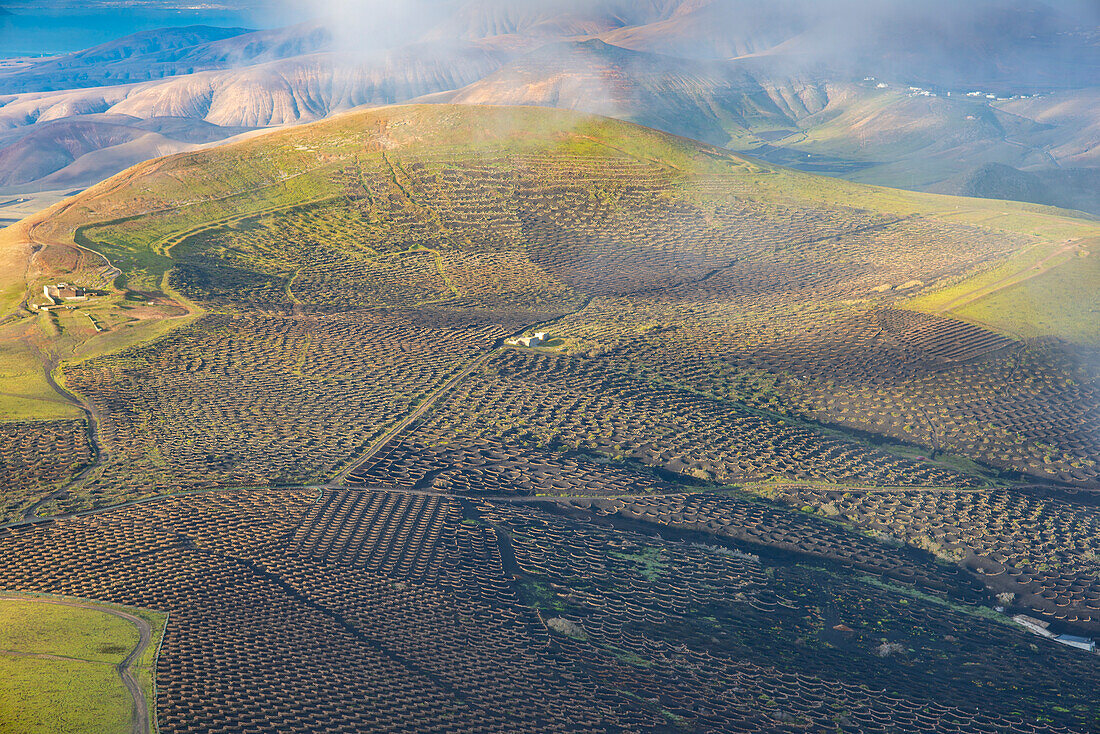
left=0, top=594, right=153, bottom=734
left=21, top=343, right=106, bottom=520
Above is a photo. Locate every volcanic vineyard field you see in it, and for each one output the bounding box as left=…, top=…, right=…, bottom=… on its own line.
left=356, top=348, right=979, bottom=492
left=0, top=419, right=92, bottom=522
left=351, top=398, right=1100, bottom=634
left=768, top=485, right=1100, bottom=628
left=56, top=310, right=508, bottom=513
left=0, top=487, right=1098, bottom=733
left=3, top=106, right=1100, bottom=731
left=554, top=298, right=1100, bottom=486
left=40, top=122, right=1095, bottom=513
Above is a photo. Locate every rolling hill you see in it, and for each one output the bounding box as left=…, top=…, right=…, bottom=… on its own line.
left=4, top=104, right=1097, bottom=466
left=0, top=116, right=249, bottom=187
left=934, top=163, right=1100, bottom=216
left=1, top=103, right=1099, bottom=733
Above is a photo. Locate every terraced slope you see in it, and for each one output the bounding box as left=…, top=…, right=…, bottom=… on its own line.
left=2, top=104, right=1097, bottom=502
left=1, top=104, right=1099, bottom=732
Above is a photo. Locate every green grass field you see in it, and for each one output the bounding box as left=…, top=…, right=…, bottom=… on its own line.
left=0, top=595, right=166, bottom=734
left=0, top=325, right=81, bottom=422
left=951, top=245, right=1100, bottom=346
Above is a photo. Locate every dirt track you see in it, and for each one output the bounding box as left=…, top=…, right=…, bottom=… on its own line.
left=337, top=298, right=595, bottom=483
left=0, top=594, right=153, bottom=734
left=21, top=343, right=105, bottom=520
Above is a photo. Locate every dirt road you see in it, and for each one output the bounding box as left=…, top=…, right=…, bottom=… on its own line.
left=21, top=344, right=106, bottom=520
left=336, top=299, right=595, bottom=483
left=0, top=594, right=153, bottom=734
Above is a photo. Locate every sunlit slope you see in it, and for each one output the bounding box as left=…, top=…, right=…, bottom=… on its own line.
left=1, top=103, right=1098, bottom=512
left=918, top=239, right=1100, bottom=347
left=0, top=594, right=166, bottom=734
left=6, top=104, right=1098, bottom=368
left=26, top=103, right=1098, bottom=279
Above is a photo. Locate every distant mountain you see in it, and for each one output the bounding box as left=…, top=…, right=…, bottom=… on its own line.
left=0, top=43, right=506, bottom=131
left=518, top=0, right=1098, bottom=93
left=938, top=163, right=1056, bottom=206
left=999, top=88, right=1100, bottom=168
left=426, top=0, right=680, bottom=41
left=0, top=23, right=346, bottom=95
left=741, top=1, right=1100, bottom=93
left=431, top=39, right=827, bottom=146
left=0, top=118, right=188, bottom=187
left=430, top=38, right=1098, bottom=210
left=147, top=22, right=334, bottom=72
left=0, top=0, right=1096, bottom=209
left=48, top=25, right=249, bottom=66
left=935, top=163, right=1100, bottom=216
left=595, top=0, right=813, bottom=60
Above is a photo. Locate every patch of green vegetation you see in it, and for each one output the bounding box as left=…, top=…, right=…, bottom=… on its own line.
left=516, top=578, right=567, bottom=613
left=0, top=598, right=137, bottom=661
left=851, top=574, right=1013, bottom=627
left=0, top=227, right=33, bottom=320
left=610, top=547, right=667, bottom=581
left=0, top=336, right=81, bottom=421
left=949, top=244, right=1100, bottom=345
left=0, top=595, right=167, bottom=734
left=0, top=271, right=199, bottom=422
left=932, top=452, right=998, bottom=478
left=601, top=644, right=654, bottom=668
left=0, top=656, right=131, bottom=734
left=765, top=165, right=1099, bottom=245
left=659, top=709, right=692, bottom=730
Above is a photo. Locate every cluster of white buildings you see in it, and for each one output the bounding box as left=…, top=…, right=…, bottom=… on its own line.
left=864, top=77, right=1038, bottom=103
left=41, top=283, right=87, bottom=305
left=965, top=90, right=1033, bottom=102
left=506, top=331, right=548, bottom=348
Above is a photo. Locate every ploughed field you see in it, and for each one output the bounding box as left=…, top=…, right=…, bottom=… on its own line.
left=2, top=105, right=1099, bottom=731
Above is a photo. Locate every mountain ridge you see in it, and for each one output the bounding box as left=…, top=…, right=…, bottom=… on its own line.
left=0, top=2, right=1095, bottom=211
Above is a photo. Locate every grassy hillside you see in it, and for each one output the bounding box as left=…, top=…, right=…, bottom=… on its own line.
left=950, top=243, right=1100, bottom=345
left=1, top=103, right=756, bottom=419
left=11, top=104, right=1096, bottom=316
left=0, top=594, right=166, bottom=734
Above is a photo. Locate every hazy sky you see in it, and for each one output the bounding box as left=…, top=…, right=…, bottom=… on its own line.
left=1, top=0, right=1096, bottom=59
